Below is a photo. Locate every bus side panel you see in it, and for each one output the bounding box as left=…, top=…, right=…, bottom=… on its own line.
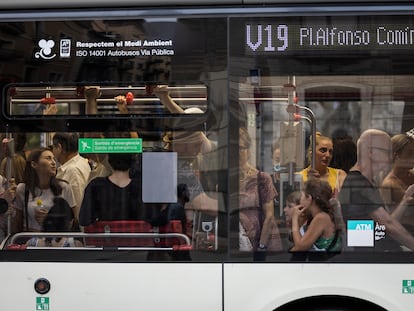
left=224, top=263, right=409, bottom=311
left=0, top=262, right=223, bottom=311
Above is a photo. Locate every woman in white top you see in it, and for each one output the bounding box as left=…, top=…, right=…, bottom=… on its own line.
left=11, top=148, right=75, bottom=233
left=26, top=197, right=82, bottom=247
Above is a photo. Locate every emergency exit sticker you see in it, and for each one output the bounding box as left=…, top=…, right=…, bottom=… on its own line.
left=78, top=138, right=142, bottom=153
left=402, top=280, right=414, bottom=294
left=36, top=297, right=50, bottom=310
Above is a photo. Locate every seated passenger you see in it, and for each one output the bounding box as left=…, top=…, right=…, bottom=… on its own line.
left=26, top=197, right=82, bottom=247
left=300, top=132, right=347, bottom=197
left=12, top=148, right=76, bottom=233
left=290, top=179, right=342, bottom=252
left=79, top=153, right=143, bottom=227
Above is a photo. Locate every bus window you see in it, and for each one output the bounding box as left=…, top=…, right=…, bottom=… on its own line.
left=0, top=16, right=228, bottom=256
left=230, top=14, right=414, bottom=258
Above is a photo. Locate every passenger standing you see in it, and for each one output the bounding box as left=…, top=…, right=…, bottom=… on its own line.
left=300, top=132, right=347, bottom=197
left=154, top=85, right=218, bottom=241
left=0, top=176, right=17, bottom=239
left=83, top=86, right=139, bottom=181
left=380, top=128, right=414, bottom=231
left=79, top=153, right=143, bottom=227
left=238, top=127, right=282, bottom=252
left=52, top=132, right=91, bottom=224
left=330, top=135, right=357, bottom=173
left=154, top=85, right=215, bottom=155
left=12, top=148, right=76, bottom=233
left=82, top=86, right=112, bottom=180
left=270, top=140, right=282, bottom=207
left=0, top=133, right=27, bottom=184
left=339, top=129, right=414, bottom=251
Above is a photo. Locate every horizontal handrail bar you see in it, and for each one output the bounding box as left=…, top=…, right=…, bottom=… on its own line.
left=10, top=97, right=207, bottom=104
left=8, top=231, right=191, bottom=245
left=13, top=85, right=206, bottom=92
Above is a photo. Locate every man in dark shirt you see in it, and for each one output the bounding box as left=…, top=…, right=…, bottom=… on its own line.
left=339, top=129, right=414, bottom=251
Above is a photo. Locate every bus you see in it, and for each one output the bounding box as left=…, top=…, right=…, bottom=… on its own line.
left=0, top=1, right=413, bottom=310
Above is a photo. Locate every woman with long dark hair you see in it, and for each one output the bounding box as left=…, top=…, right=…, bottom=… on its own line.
left=11, top=148, right=75, bottom=233
left=290, top=178, right=342, bottom=252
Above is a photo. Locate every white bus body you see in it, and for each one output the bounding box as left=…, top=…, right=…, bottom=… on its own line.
left=0, top=2, right=413, bottom=311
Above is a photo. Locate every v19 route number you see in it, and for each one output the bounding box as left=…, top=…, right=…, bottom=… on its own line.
left=246, top=24, right=288, bottom=52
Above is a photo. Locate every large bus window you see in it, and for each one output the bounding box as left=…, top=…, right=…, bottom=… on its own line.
left=0, top=16, right=228, bottom=259
left=230, top=14, right=414, bottom=258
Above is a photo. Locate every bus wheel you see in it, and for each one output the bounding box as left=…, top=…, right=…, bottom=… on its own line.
left=275, top=296, right=387, bottom=311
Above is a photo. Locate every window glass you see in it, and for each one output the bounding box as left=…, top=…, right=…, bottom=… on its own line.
left=229, top=15, right=414, bottom=259
left=0, top=17, right=228, bottom=261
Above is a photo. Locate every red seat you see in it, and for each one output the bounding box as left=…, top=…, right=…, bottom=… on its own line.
left=84, top=220, right=184, bottom=248
left=154, top=220, right=184, bottom=247
left=6, top=244, right=27, bottom=250
left=84, top=220, right=153, bottom=247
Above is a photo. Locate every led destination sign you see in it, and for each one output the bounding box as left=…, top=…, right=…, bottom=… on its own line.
left=245, top=22, right=414, bottom=54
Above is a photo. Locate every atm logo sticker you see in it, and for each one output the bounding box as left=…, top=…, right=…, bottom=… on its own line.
left=347, top=220, right=374, bottom=247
